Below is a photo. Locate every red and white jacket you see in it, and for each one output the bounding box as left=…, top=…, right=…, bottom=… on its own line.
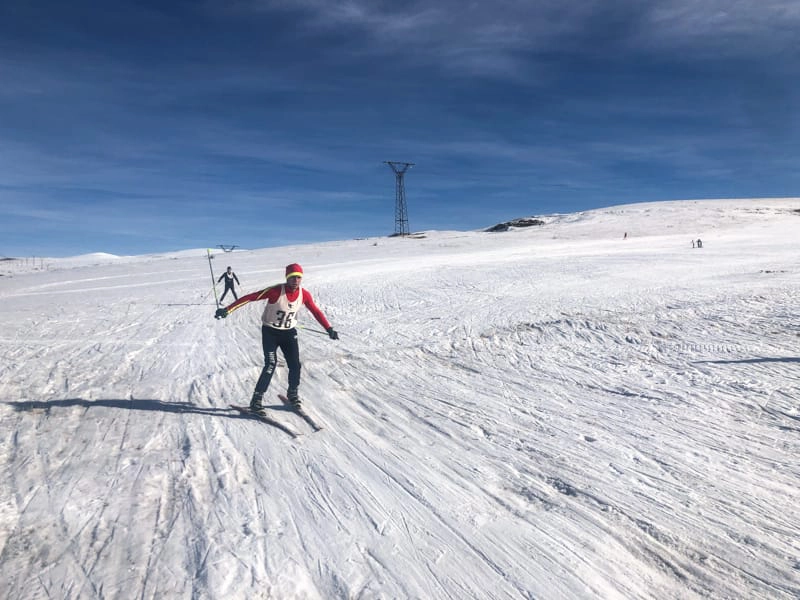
left=225, top=284, right=332, bottom=331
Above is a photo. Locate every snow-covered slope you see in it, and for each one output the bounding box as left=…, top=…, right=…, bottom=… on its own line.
left=1, top=199, right=798, bottom=599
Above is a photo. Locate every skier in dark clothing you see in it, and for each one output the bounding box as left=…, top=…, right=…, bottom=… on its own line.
left=214, top=263, right=338, bottom=411
left=217, top=266, right=240, bottom=302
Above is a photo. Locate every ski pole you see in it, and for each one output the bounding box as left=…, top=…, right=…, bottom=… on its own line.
left=206, top=249, right=220, bottom=308
left=299, top=325, right=332, bottom=336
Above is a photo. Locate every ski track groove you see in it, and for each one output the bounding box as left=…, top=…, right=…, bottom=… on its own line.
left=2, top=206, right=799, bottom=599
left=321, top=284, right=799, bottom=598
left=309, top=384, right=541, bottom=598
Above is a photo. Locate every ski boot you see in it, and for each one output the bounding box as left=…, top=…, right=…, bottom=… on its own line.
left=287, top=386, right=300, bottom=407
left=249, top=392, right=265, bottom=414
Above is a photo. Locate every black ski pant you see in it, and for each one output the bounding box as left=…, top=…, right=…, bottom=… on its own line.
left=254, top=326, right=301, bottom=395
left=220, top=284, right=238, bottom=302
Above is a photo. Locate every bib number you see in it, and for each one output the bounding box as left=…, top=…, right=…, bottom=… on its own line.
left=273, top=310, right=297, bottom=329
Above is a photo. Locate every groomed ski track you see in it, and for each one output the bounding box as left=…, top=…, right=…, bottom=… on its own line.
left=0, top=199, right=798, bottom=599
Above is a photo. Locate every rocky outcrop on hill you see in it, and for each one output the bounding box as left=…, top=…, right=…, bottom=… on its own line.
left=486, top=218, right=545, bottom=232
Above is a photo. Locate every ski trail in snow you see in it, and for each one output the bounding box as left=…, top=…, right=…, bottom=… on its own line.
left=1, top=200, right=798, bottom=598
left=303, top=268, right=799, bottom=597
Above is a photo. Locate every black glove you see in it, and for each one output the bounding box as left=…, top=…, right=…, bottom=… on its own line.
left=215, top=307, right=228, bottom=320
left=327, top=327, right=339, bottom=340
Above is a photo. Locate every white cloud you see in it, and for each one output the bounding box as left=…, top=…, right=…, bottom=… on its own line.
left=233, top=0, right=800, bottom=75
left=640, top=0, right=800, bottom=56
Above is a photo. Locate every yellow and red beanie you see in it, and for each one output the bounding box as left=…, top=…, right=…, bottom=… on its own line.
left=285, top=263, right=304, bottom=279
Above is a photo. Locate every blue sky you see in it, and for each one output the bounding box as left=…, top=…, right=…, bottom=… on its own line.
left=1, top=1, right=798, bottom=257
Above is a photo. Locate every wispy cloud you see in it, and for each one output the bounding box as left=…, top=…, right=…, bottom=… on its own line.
left=233, top=0, right=800, bottom=77
left=643, top=1, right=800, bottom=52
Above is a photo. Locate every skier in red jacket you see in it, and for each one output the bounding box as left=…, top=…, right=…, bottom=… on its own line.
left=214, top=263, right=338, bottom=411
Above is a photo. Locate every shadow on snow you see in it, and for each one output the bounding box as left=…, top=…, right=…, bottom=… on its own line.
left=4, top=398, right=300, bottom=435
left=694, top=357, right=800, bottom=365
left=6, top=397, right=240, bottom=416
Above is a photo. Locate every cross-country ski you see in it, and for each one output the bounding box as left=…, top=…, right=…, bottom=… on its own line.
left=278, top=394, right=324, bottom=432
left=229, top=404, right=300, bottom=438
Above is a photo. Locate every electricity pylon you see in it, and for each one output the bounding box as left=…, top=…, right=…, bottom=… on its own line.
left=384, top=161, right=414, bottom=236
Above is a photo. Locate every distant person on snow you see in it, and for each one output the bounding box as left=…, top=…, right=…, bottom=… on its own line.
left=214, top=263, right=338, bottom=412
left=696, top=239, right=703, bottom=249
left=217, top=266, right=240, bottom=302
